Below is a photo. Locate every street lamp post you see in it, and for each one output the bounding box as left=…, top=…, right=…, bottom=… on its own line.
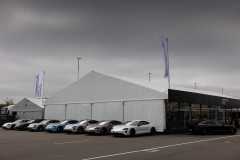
left=195, top=83, right=197, bottom=89
left=149, top=73, right=151, bottom=82
left=77, top=57, right=81, bottom=80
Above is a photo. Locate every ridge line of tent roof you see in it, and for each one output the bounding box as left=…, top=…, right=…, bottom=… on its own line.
left=92, top=71, right=238, bottom=100
left=92, top=70, right=168, bottom=94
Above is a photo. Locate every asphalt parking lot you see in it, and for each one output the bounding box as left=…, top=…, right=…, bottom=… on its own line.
left=0, top=128, right=240, bottom=160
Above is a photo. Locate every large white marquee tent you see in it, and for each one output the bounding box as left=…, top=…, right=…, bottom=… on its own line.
left=44, top=71, right=237, bottom=132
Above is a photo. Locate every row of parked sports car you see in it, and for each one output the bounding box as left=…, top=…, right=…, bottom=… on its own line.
left=2, top=119, right=157, bottom=137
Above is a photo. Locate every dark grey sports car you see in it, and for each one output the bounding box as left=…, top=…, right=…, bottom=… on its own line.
left=15, top=119, right=44, bottom=131
left=188, top=120, right=237, bottom=135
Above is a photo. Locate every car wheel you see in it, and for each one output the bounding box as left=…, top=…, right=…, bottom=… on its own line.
left=228, top=128, right=236, bottom=134
left=57, top=127, right=63, bottom=133
left=77, top=127, right=84, bottom=134
left=67, top=131, right=72, bottom=134
left=150, top=127, right=156, bottom=135
left=129, top=128, right=135, bottom=137
left=203, top=128, right=210, bottom=135
left=11, top=125, right=14, bottom=130
left=100, top=128, right=107, bottom=135
left=38, top=126, right=45, bottom=132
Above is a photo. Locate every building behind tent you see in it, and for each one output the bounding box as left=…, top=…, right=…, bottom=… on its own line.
left=9, top=98, right=45, bottom=119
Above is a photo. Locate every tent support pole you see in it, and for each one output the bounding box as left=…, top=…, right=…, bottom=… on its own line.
left=167, top=38, right=170, bottom=89
left=91, top=103, right=92, bottom=119
left=178, top=102, right=180, bottom=130
left=123, top=102, right=124, bottom=123
left=65, top=104, right=67, bottom=120
left=42, top=71, right=45, bottom=106
left=165, top=99, right=167, bottom=131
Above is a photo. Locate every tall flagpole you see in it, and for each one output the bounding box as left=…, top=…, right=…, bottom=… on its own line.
left=167, top=38, right=170, bottom=89
left=160, top=36, right=170, bottom=89
left=42, top=71, right=45, bottom=106
left=77, top=57, right=81, bottom=80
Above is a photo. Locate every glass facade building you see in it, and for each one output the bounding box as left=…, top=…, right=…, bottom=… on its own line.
left=166, top=89, right=240, bottom=132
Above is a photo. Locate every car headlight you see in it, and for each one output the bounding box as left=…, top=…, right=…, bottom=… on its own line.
left=72, top=126, right=76, bottom=129
left=33, top=125, right=37, bottom=128
left=94, top=127, right=99, bottom=130
left=52, top=126, right=56, bottom=128
left=122, top=128, right=128, bottom=131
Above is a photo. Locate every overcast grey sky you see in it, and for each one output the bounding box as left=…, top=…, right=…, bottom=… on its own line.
left=0, top=0, right=240, bottom=103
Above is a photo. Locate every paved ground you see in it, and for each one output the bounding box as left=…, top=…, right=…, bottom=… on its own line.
left=0, top=128, right=240, bottom=160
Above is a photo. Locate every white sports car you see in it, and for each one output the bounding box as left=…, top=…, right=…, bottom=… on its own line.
left=2, top=119, right=30, bottom=130
left=111, top=120, right=156, bottom=137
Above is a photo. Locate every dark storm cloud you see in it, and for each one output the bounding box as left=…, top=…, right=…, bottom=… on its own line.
left=0, top=0, right=240, bottom=103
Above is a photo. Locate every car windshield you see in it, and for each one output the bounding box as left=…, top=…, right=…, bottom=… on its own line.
left=14, top=120, right=22, bottom=123
left=123, top=121, right=138, bottom=126
left=59, top=120, right=68, bottom=124
left=192, top=121, right=202, bottom=125
left=41, top=120, right=49, bottom=124
left=77, top=120, right=88, bottom=124
left=214, top=120, right=223, bottom=126
left=97, top=121, right=110, bottom=125
left=28, top=120, right=35, bottom=123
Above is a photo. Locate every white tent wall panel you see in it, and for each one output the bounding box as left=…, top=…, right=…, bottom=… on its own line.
left=44, top=105, right=65, bottom=120
left=92, top=103, right=107, bottom=120
left=142, top=100, right=165, bottom=132
left=106, top=102, right=123, bottom=122
left=124, top=100, right=165, bottom=132
left=92, top=102, right=123, bottom=122
left=124, top=101, right=143, bottom=120
left=66, top=104, right=91, bottom=120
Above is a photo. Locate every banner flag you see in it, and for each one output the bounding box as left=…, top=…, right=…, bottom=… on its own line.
left=34, top=71, right=44, bottom=98
left=159, top=36, right=169, bottom=78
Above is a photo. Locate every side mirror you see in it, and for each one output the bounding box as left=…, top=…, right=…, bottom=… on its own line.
left=66, top=123, right=69, bottom=125
left=86, top=123, right=90, bottom=125
left=137, top=124, right=141, bottom=127
left=109, top=124, right=113, bottom=126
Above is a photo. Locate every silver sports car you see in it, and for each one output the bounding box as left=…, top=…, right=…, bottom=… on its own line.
left=64, top=119, right=99, bottom=134
left=27, top=119, right=60, bottom=131
left=111, top=120, right=156, bottom=137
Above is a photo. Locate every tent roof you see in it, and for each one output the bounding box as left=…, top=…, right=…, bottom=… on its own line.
left=9, top=98, right=46, bottom=112
left=25, top=98, right=46, bottom=108
left=44, top=71, right=238, bottom=105
left=103, top=71, right=237, bottom=99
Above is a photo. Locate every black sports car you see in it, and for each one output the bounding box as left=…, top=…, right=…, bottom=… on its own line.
left=188, top=120, right=237, bottom=135
left=14, top=119, right=44, bottom=131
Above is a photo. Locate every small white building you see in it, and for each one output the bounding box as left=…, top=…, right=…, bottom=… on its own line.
left=9, top=98, right=45, bottom=119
